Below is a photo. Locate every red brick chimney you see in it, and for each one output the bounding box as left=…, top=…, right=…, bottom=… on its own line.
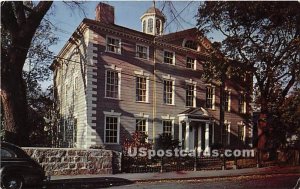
left=95, top=3, right=114, bottom=24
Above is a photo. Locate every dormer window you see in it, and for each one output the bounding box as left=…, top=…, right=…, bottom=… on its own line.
left=184, top=40, right=197, bottom=50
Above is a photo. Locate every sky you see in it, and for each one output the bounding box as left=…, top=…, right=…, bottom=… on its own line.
left=42, top=1, right=224, bottom=88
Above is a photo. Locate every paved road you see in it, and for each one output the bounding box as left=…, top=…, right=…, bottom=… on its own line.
left=109, top=174, right=300, bottom=189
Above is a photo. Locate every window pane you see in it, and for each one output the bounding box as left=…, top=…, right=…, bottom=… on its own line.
left=136, top=77, right=147, bottom=102
left=136, top=119, right=147, bottom=134
left=186, top=84, right=194, bottom=107
left=186, top=57, right=195, bottom=69
left=105, top=116, right=118, bottom=143
left=163, top=120, right=172, bottom=136
left=136, top=45, right=148, bottom=59
left=206, top=87, right=214, bottom=108
left=107, top=37, right=120, bottom=53
left=164, top=51, right=174, bottom=64
left=106, top=70, right=119, bottom=98
left=163, top=80, right=173, bottom=104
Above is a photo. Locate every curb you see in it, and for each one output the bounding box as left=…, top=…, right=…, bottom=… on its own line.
left=133, top=172, right=300, bottom=183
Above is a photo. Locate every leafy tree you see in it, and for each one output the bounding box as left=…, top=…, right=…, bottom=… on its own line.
left=1, top=1, right=84, bottom=146
left=1, top=1, right=53, bottom=145
left=197, top=1, right=300, bottom=149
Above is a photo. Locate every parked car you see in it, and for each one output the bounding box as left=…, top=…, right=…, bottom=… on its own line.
left=0, top=141, right=47, bottom=189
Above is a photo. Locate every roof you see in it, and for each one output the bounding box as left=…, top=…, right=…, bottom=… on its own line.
left=141, top=6, right=166, bottom=22
left=179, top=107, right=210, bottom=117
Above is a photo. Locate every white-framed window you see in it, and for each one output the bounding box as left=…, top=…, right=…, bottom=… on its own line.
left=136, top=76, right=148, bottom=102
left=148, top=18, right=153, bottom=33
left=239, top=93, right=247, bottom=114
left=223, top=89, right=231, bottom=112
left=238, top=123, right=246, bottom=143
left=105, top=69, right=121, bottom=99
left=106, top=36, right=121, bottom=54
left=186, top=57, right=196, bottom=70
left=136, top=118, right=148, bottom=135
left=162, top=120, right=173, bottom=136
left=136, top=44, right=149, bottom=59
left=206, top=86, right=215, bottom=109
left=184, top=40, right=198, bottom=50
left=163, top=80, right=174, bottom=105
left=223, top=121, right=230, bottom=145
left=104, top=115, right=120, bottom=144
left=186, top=84, right=196, bottom=107
left=163, top=50, right=175, bottom=65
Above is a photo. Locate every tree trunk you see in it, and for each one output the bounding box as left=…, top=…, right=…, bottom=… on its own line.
left=1, top=61, right=29, bottom=146
left=1, top=1, right=53, bottom=146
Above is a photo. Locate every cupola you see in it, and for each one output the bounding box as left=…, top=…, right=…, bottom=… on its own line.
left=140, top=4, right=166, bottom=35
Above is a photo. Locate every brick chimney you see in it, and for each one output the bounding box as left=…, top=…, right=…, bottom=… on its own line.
left=95, top=3, right=114, bottom=24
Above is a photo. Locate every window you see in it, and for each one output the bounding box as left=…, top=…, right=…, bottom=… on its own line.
left=106, top=70, right=120, bottom=99
left=136, top=76, right=147, bottom=102
left=148, top=18, right=153, bottom=33
left=184, top=40, right=197, bottom=50
left=163, top=80, right=174, bottom=105
left=163, top=120, right=173, bottom=136
left=74, top=76, right=78, bottom=102
left=238, top=124, right=245, bottom=143
left=105, top=116, right=119, bottom=143
left=0, top=148, right=16, bottom=158
left=156, top=19, right=161, bottom=35
left=186, top=57, right=195, bottom=69
left=186, top=84, right=195, bottom=107
left=136, top=119, right=147, bottom=134
left=106, top=36, right=121, bottom=54
left=223, top=123, right=230, bottom=145
left=223, top=90, right=230, bottom=112
left=164, top=51, right=174, bottom=64
left=136, top=45, right=148, bottom=59
left=143, top=20, right=146, bottom=33
left=239, top=93, right=246, bottom=113
left=206, top=87, right=215, bottom=109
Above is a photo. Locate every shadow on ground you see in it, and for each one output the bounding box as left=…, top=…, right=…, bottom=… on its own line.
left=23, top=177, right=135, bottom=189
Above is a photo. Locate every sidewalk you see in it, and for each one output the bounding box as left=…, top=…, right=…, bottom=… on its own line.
left=51, top=165, right=300, bottom=182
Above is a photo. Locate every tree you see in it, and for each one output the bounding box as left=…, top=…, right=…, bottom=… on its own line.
left=197, top=2, right=300, bottom=150
left=1, top=1, right=84, bottom=146
left=1, top=1, right=53, bottom=145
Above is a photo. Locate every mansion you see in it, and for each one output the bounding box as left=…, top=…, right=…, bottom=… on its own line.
left=51, top=3, right=253, bottom=151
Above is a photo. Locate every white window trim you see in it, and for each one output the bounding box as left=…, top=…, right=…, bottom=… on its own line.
left=136, top=44, right=149, bottom=60
left=106, top=35, right=121, bottom=54
left=163, top=50, right=175, bottom=65
left=238, top=121, right=246, bottom=143
left=206, top=84, right=216, bottom=110
left=224, top=87, right=231, bottom=112
left=161, top=115, right=175, bottom=138
left=163, top=75, right=176, bottom=105
left=225, top=120, right=231, bottom=145
left=185, top=79, right=197, bottom=108
left=134, top=113, right=149, bottom=135
left=104, top=66, right=122, bottom=100
left=186, top=56, right=197, bottom=70
left=135, top=70, right=150, bottom=103
left=103, top=110, right=121, bottom=144
left=239, top=92, right=247, bottom=114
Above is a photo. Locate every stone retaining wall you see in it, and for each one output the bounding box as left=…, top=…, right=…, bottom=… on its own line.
left=23, top=148, right=121, bottom=176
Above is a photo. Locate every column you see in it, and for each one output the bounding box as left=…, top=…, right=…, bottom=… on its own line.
left=198, top=126, right=202, bottom=152
left=185, top=120, right=190, bottom=151
left=205, top=122, right=210, bottom=153
left=179, top=121, right=182, bottom=146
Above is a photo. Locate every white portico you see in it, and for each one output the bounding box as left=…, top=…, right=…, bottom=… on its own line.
left=178, top=107, right=214, bottom=153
